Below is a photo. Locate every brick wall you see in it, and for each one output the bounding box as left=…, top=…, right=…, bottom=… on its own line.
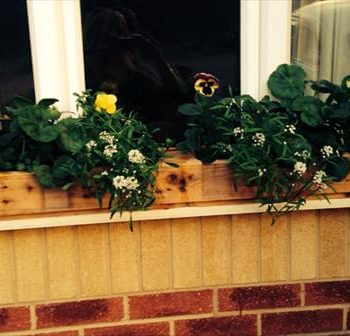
left=0, top=209, right=350, bottom=335
left=1, top=281, right=350, bottom=335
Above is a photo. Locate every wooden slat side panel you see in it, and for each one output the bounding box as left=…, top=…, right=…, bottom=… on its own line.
left=232, top=214, right=260, bottom=283
left=261, top=214, right=289, bottom=281
left=141, top=220, right=171, bottom=291
left=202, top=216, right=231, bottom=286
left=290, top=211, right=318, bottom=280
left=13, top=229, right=47, bottom=302
left=110, top=222, right=141, bottom=293
left=320, top=209, right=348, bottom=278
left=0, top=231, right=15, bottom=304
left=172, top=217, right=202, bottom=289
left=78, top=224, right=110, bottom=297
left=46, top=226, right=79, bottom=300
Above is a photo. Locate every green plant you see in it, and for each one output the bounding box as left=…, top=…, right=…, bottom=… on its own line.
left=179, top=64, right=350, bottom=220
left=176, top=73, right=231, bottom=163
left=0, top=91, right=166, bottom=225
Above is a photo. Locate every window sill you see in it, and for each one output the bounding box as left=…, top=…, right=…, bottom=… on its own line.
left=1, top=153, right=350, bottom=231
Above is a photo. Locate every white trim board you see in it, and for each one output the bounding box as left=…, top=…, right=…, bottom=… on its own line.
left=1, top=198, right=350, bottom=231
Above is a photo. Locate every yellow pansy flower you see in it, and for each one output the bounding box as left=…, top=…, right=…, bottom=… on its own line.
left=94, top=93, right=117, bottom=114
left=194, top=73, right=219, bottom=97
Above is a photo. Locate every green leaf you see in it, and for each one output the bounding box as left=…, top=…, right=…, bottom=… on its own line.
left=325, top=156, right=350, bottom=181
left=310, top=80, right=336, bottom=94
left=37, top=98, right=59, bottom=109
left=341, top=75, right=350, bottom=93
left=33, top=164, right=55, bottom=187
left=57, top=118, right=86, bottom=153
left=267, top=64, right=306, bottom=100
left=178, top=104, right=202, bottom=116
left=52, top=155, right=76, bottom=179
left=292, top=96, right=324, bottom=126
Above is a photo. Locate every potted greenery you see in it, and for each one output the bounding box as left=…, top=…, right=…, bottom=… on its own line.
left=177, top=64, right=350, bottom=220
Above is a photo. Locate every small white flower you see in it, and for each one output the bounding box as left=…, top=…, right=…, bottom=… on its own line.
left=252, top=133, right=265, bottom=147
left=285, top=124, right=296, bottom=134
left=113, top=175, right=139, bottom=190
left=101, top=171, right=108, bottom=176
left=313, top=170, right=327, bottom=189
left=99, top=131, right=115, bottom=144
left=258, top=168, right=266, bottom=177
left=103, top=144, right=118, bottom=158
left=86, top=140, right=97, bottom=151
left=233, top=127, right=244, bottom=138
left=320, top=145, right=333, bottom=159
left=128, top=149, right=146, bottom=164
left=293, top=161, right=307, bottom=176
left=294, top=150, right=310, bottom=160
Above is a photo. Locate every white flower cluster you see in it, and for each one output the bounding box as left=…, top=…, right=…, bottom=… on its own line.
left=86, top=140, right=97, bottom=151
left=320, top=145, right=333, bottom=159
left=99, top=131, right=115, bottom=144
left=103, top=144, right=118, bottom=158
left=258, top=168, right=266, bottom=177
left=312, top=170, right=327, bottom=188
left=252, top=133, right=265, bottom=147
left=98, top=131, right=118, bottom=158
left=293, top=161, right=307, bottom=176
left=233, top=127, right=244, bottom=138
left=128, top=149, right=146, bottom=164
left=113, top=176, right=139, bottom=191
left=294, top=150, right=310, bottom=161
left=285, top=124, right=296, bottom=134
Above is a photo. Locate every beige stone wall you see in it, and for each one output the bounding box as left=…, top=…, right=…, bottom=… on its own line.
left=0, top=209, right=349, bottom=306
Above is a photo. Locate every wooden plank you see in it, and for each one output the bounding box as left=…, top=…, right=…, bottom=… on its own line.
left=1, top=153, right=350, bottom=218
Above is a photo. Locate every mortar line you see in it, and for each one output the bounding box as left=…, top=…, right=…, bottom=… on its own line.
left=257, top=313, right=262, bottom=336
left=169, top=319, right=175, bottom=336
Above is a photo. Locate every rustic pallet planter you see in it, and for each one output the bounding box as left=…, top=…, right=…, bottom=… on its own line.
left=1, top=153, right=350, bottom=218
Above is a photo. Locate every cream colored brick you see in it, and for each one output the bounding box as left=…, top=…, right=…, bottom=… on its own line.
left=13, top=229, right=46, bottom=302
left=261, top=214, right=288, bottom=281
left=78, top=224, right=110, bottom=297
left=172, top=217, right=201, bottom=288
left=46, top=226, right=78, bottom=299
left=0, top=231, right=14, bottom=304
left=141, top=220, right=171, bottom=291
left=290, top=211, right=317, bottom=280
left=232, top=214, right=260, bottom=283
left=110, top=222, right=140, bottom=293
left=202, top=216, right=231, bottom=285
left=320, top=209, right=348, bottom=278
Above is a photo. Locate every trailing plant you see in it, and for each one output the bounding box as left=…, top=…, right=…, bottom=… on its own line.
left=0, top=91, right=166, bottom=224
left=178, top=64, right=350, bottom=220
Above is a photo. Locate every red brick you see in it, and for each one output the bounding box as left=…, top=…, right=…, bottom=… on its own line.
left=262, top=309, right=343, bottom=335
left=129, top=290, right=212, bottom=319
left=305, top=281, right=350, bottom=305
left=85, top=322, right=169, bottom=336
left=175, top=315, right=257, bottom=336
left=36, top=298, right=123, bottom=328
left=219, top=284, right=300, bottom=311
left=0, top=306, right=31, bottom=332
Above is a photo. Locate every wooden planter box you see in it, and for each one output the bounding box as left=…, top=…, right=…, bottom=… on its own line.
left=1, top=153, right=350, bottom=218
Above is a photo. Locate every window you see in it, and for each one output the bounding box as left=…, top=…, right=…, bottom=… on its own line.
left=80, top=0, right=240, bottom=139
left=0, top=0, right=34, bottom=109
left=291, top=0, right=350, bottom=82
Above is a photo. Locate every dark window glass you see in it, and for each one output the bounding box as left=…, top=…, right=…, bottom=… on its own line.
left=81, top=0, right=240, bottom=139
left=0, top=1, right=34, bottom=110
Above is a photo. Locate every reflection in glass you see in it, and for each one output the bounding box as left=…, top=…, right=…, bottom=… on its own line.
left=81, top=0, right=240, bottom=139
left=292, top=0, right=350, bottom=82
left=0, top=1, right=34, bottom=110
